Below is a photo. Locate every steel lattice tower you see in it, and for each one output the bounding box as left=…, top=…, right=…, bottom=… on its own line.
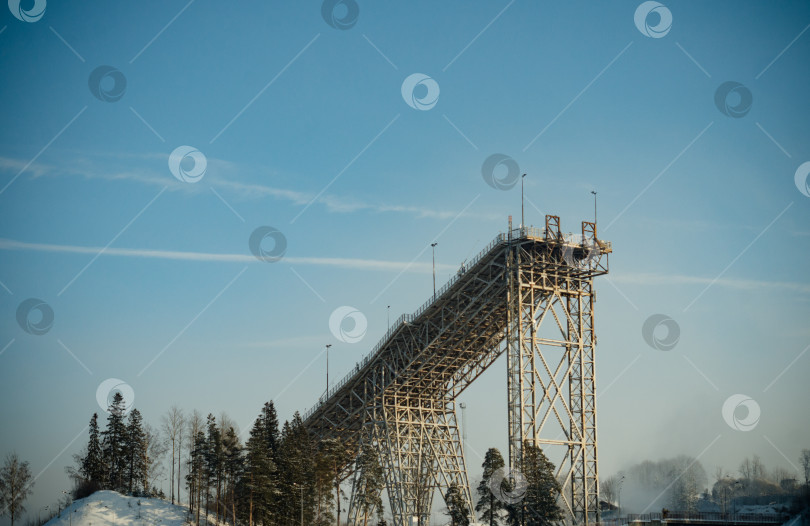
left=506, top=216, right=606, bottom=525
left=303, top=216, right=610, bottom=526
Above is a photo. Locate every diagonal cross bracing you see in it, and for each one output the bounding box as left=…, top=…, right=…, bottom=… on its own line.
left=303, top=217, right=610, bottom=526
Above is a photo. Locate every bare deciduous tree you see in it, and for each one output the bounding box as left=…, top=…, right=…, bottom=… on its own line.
left=601, top=475, right=620, bottom=507
left=162, top=406, right=184, bottom=504
left=739, top=458, right=752, bottom=481
left=0, top=453, right=34, bottom=526
left=144, top=424, right=167, bottom=493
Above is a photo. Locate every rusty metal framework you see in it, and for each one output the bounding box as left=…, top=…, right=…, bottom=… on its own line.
left=302, top=216, right=610, bottom=526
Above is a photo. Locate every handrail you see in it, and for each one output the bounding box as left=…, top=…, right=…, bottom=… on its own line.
left=302, top=226, right=602, bottom=421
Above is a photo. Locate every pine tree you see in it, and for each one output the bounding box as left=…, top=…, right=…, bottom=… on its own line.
left=82, top=413, right=106, bottom=488
left=185, top=411, right=205, bottom=520
left=243, top=417, right=274, bottom=526
left=188, top=429, right=206, bottom=526
left=277, top=413, right=316, bottom=526
left=445, top=483, right=471, bottom=526
left=205, top=414, right=224, bottom=522
left=476, top=448, right=506, bottom=526
left=125, top=409, right=147, bottom=495
left=353, top=447, right=384, bottom=526
left=222, top=427, right=242, bottom=526
left=315, top=438, right=351, bottom=526
left=102, top=393, right=128, bottom=492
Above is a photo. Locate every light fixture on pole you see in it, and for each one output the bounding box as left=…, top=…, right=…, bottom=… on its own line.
left=431, top=242, right=438, bottom=300
left=521, top=173, right=527, bottom=228
left=591, top=190, right=597, bottom=226
left=387, top=305, right=390, bottom=331
left=325, top=344, right=332, bottom=396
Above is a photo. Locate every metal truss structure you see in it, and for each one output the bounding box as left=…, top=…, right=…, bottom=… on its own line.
left=302, top=216, right=610, bottom=526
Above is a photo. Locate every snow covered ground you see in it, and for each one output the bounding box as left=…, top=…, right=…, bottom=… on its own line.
left=45, top=491, right=189, bottom=526
left=735, top=504, right=786, bottom=515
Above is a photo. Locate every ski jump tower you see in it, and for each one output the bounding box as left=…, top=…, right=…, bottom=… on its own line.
left=302, top=215, right=611, bottom=526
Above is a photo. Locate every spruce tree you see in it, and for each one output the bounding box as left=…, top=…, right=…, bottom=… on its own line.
left=508, top=443, right=563, bottom=526
left=244, top=417, right=274, bottom=526
left=476, top=448, right=506, bottom=526
left=260, top=402, right=280, bottom=456
left=445, top=483, right=471, bottom=526
left=277, top=414, right=316, bottom=525
left=222, top=427, right=242, bottom=526
left=264, top=402, right=281, bottom=523
left=125, top=409, right=147, bottom=494
left=186, top=411, right=204, bottom=512
left=102, top=393, right=128, bottom=492
left=205, top=414, right=224, bottom=522
left=188, top=429, right=206, bottom=526
left=82, top=413, right=106, bottom=488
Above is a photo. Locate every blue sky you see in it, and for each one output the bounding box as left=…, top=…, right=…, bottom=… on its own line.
left=1, top=0, right=809, bottom=522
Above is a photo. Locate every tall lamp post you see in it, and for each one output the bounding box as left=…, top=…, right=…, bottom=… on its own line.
left=431, top=242, right=438, bottom=300
left=325, top=344, right=332, bottom=397
left=387, top=305, right=390, bottom=331
left=521, top=173, right=527, bottom=228
left=591, top=190, right=597, bottom=226
left=618, top=474, right=625, bottom=518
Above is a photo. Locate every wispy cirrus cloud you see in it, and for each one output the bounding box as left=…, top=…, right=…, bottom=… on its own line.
left=611, top=272, right=810, bottom=295
left=0, top=238, right=457, bottom=274
left=0, top=153, right=489, bottom=221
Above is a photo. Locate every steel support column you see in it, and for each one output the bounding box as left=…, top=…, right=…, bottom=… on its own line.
left=506, top=220, right=602, bottom=526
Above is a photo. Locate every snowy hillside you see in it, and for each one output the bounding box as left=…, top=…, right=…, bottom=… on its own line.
left=46, top=491, right=189, bottom=526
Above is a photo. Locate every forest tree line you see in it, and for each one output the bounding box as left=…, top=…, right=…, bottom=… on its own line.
left=69, top=394, right=371, bottom=526
left=65, top=393, right=566, bottom=526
